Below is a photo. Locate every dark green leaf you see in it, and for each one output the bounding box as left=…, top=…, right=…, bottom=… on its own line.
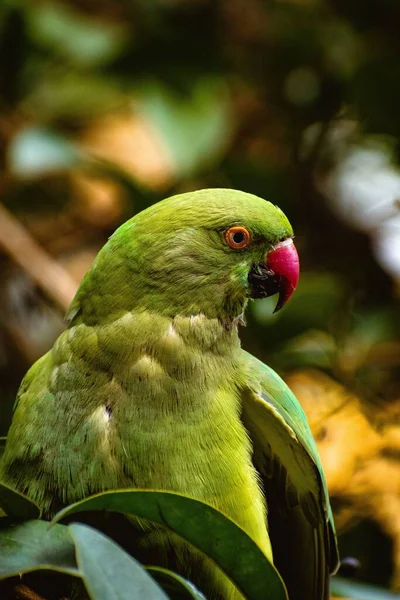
left=0, top=437, right=6, bottom=459
left=53, top=489, right=288, bottom=600
left=331, top=577, right=400, bottom=599
left=147, top=567, right=207, bottom=600
left=0, top=519, right=78, bottom=579
left=70, top=523, right=168, bottom=600
left=0, top=482, right=41, bottom=519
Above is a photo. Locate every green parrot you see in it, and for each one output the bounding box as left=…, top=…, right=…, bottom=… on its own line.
left=0, top=189, right=338, bottom=599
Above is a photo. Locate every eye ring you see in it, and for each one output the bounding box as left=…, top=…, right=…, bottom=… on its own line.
left=224, top=226, right=251, bottom=250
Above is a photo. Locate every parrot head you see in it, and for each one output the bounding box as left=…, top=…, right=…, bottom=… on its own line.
left=69, top=188, right=299, bottom=324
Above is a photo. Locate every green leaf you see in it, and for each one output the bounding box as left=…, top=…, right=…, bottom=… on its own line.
left=0, top=519, right=78, bottom=579
left=0, top=482, right=41, bottom=519
left=53, top=489, right=288, bottom=600
left=69, top=523, right=168, bottom=600
left=331, top=577, right=400, bottom=599
left=135, top=79, right=232, bottom=177
left=0, top=437, right=6, bottom=459
left=25, top=2, right=127, bottom=67
left=147, top=567, right=206, bottom=599
left=26, top=73, right=126, bottom=121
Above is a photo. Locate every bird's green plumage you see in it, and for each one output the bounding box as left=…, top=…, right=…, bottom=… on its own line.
left=0, top=188, right=337, bottom=599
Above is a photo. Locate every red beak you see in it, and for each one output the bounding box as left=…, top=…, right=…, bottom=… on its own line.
left=266, top=238, right=300, bottom=313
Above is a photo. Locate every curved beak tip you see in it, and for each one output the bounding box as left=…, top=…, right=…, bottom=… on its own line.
left=266, top=239, right=299, bottom=313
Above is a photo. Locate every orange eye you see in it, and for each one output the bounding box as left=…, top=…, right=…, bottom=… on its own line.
left=224, top=226, right=251, bottom=250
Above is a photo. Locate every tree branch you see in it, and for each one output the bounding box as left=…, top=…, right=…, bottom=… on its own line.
left=0, top=204, right=78, bottom=313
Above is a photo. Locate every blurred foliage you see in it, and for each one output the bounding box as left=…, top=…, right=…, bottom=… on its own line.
left=1, top=0, right=400, bottom=597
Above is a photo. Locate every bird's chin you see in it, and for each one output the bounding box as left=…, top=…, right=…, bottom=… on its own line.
left=248, top=238, right=299, bottom=313
left=248, top=264, right=283, bottom=298
left=247, top=264, right=289, bottom=313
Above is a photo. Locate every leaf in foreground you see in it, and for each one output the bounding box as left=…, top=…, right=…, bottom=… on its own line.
left=0, top=482, right=41, bottom=519
left=70, top=523, right=168, bottom=600
left=147, top=566, right=207, bottom=600
left=0, top=436, right=6, bottom=457
left=53, top=489, right=288, bottom=600
left=0, top=519, right=78, bottom=579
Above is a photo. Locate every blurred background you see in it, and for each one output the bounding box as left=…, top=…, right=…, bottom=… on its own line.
left=1, top=0, right=400, bottom=596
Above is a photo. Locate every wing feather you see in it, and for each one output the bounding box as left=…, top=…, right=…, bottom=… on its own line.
left=241, top=351, right=339, bottom=600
